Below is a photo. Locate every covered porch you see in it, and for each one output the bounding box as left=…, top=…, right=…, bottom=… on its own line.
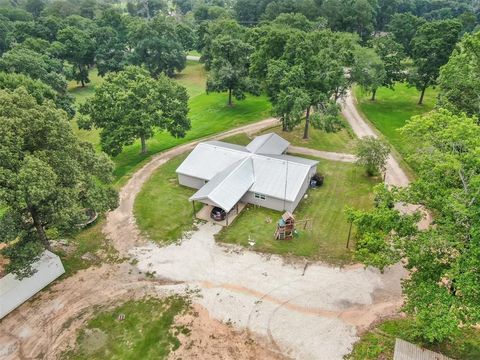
left=193, top=201, right=246, bottom=227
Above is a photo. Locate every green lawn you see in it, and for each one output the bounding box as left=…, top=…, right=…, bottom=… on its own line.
left=348, top=317, right=480, bottom=360
left=216, top=158, right=378, bottom=264
left=259, top=124, right=357, bottom=153
left=68, top=68, right=104, bottom=104
left=134, top=154, right=201, bottom=244
left=173, top=60, right=206, bottom=98
left=354, top=83, right=438, bottom=167
left=68, top=63, right=272, bottom=185
left=64, top=297, right=189, bottom=360
left=187, top=50, right=201, bottom=57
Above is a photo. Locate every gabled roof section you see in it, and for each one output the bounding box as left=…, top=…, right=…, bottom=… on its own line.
left=246, top=133, right=290, bottom=155
left=190, top=158, right=254, bottom=212
left=267, top=154, right=319, bottom=167
left=176, top=142, right=246, bottom=181
left=177, top=133, right=318, bottom=206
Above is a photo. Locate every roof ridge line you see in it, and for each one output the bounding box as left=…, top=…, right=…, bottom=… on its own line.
left=207, top=158, right=254, bottom=204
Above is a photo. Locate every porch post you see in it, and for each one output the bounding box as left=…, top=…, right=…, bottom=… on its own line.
left=226, top=210, right=229, bottom=226
left=192, top=200, right=195, bottom=217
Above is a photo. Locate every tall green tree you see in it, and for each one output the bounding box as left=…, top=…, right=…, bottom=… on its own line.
left=79, top=66, right=190, bottom=156
left=0, top=88, right=118, bottom=278
left=349, top=109, right=480, bottom=342
left=95, top=26, right=129, bottom=76
left=387, top=13, right=425, bottom=56
left=198, top=18, right=244, bottom=70
left=262, top=29, right=354, bottom=138
left=174, top=0, right=194, bottom=15
left=351, top=46, right=386, bottom=101
left=438, top=31, right=480, bottom=119
left=128, top=15, right=186, bottom=77
left=25, top=0, right=45, bottom=18
left=375, top=0, right=397, bottom=31
left=410, top=19, right=462, bottom=104
left=206, top=35, right=259, bottom=106
left=55, top=25, right=95, bottom=87
left=369, top=34, right=405, bottom=93
left=0, top=46, right=75, bottom=116
left=0, top=15, right=11, bottom=56
left=126, top=0, right=167, bottom=19
left=285, top=30, right=351, bottom=138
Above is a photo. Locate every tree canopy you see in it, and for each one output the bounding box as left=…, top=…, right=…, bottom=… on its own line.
left=351, top=46, right=386, bottom=101
left=128, top=15, right=186, bottom=77
left=438, top=31, right=480, bottom=119
left=0, top=87, right=118, bottom=277
left=410, top=19, right=462, bottom=104
left=349, top=109, right=480, bottom=342
left=206, top=34, right=259, bottom=106
left=79, top=66, right=190, bottom=156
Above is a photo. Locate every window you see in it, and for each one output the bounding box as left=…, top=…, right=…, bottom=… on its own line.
left=254, top=193, right=266, bottom=200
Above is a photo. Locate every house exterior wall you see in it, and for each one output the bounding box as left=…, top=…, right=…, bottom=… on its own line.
left=179, top=164, right=316, bottom=213
left=241, top=191, right=289, bottom=212
left=178, top=174, right=205, bottom=189
left=290, top=165, right=317, bottom=212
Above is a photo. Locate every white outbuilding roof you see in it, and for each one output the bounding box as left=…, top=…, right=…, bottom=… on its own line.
left=176, top=133, right=318, bottom=212
left=246, top=133, right=290, bottom=154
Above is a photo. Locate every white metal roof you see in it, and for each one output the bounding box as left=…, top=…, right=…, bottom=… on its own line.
left=176, top=133, right=318, bottom=211
left=246, top=133, right=290, bottom=154
left=0, top=250, right=65, bottom=319
left=394, top=339, right=452, bottom=360
left=176, top=142, right=247, bottom=180
left=190, top=158, right=254, bottom=212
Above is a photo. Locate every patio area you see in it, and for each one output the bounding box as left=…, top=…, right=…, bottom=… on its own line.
left=195, top=202, right=246, bottom=226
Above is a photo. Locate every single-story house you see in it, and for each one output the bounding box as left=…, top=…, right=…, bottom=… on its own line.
left=176, top=133, right=318, bottom=216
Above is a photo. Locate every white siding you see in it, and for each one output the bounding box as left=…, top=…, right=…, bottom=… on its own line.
left=290, top=165, right=317, bottom=212
left=178, top=174, right=205, bottom=189
left=241, top=192, right=291, bottom=212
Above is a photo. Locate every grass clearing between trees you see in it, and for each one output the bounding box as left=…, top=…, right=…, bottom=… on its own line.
left=348, top=317, right=480, bottom=360
left=68, top=62, right=272, bottom=185
left=354, top=83, right=438, bottom=169
left=214, top=158, right=378, bottom=264
left=134, top=154, right=201, bottom=244
left=259, top=124, right=357, bottom=153
left=63, top=297, right=190, bottom=360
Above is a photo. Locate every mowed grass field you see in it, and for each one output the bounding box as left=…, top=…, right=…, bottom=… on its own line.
left=64, top=297, right=189, bottom=360
left=68, top=61, right=272, bottom=184
left=354, top=83, right=438, bottom=167
left=259, top=124, right=357, bottom=153
left=134, top=154, right=201, bottom=243
left=216, top=158, right=378, bottom=264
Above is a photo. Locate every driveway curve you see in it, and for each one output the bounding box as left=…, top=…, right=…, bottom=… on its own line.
left=342, top=91, right=410, bottom=187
